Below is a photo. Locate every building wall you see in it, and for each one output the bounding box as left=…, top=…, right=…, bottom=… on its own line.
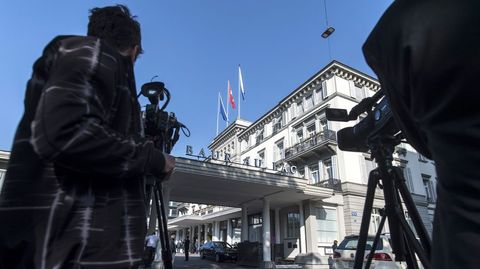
left=189, top=62, right=438, bottom=262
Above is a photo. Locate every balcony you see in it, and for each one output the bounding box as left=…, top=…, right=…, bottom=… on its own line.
left=309, top=178, right=342, bottom=192
left=284, top=130, right=337, bottom=163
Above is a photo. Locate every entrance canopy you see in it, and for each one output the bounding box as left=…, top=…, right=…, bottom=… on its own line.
left=167, top=158, right=334, bottom=213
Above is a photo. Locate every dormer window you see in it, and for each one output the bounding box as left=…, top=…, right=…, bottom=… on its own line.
left=273, top=115, right=283, bottom=134
left=255, top=128, right=264, bottom=145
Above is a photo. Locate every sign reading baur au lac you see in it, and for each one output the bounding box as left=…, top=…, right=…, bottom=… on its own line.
left=185, top=145, right=297, bottom=175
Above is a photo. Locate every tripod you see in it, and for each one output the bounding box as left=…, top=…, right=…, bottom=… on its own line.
left=353, top=135, right=431, bottom=269
left=145, top=138, right=177, bottom=269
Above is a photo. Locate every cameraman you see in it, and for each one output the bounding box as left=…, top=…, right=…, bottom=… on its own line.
left=0, top=5, right=175, bottom=269
left=363, top=0, right=480, bottom=268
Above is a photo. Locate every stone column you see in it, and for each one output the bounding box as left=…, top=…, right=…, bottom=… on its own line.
left=197, top=224, right=201, bottom=247
left=299, top=201, right=306, bottom=253
left=262, top=198, right=274, bottom=268
left=227, top=218, right=233, bottom=244
left=304, top=201, right=318, bottom=252
left=242, top=204, right=249, bottom=242
left=275, top=208, right=281, bottom=244
left=213, top=221, right=219, bottom=241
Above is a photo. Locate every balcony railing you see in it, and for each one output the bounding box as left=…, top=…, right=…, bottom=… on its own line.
left=284, top=130, right=337, bottom=161
left=310, top=178, right=342, bottom=192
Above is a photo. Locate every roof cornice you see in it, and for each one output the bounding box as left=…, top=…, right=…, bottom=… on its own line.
left=236, top=60, right=380, bottom=140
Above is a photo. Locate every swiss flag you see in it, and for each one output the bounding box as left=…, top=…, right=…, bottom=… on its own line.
left=228, top=80, right=236, bottom=109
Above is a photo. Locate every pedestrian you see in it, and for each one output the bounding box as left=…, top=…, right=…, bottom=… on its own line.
left=0, top=5, right=175, bottom=269
left=332, top=240, right=338, bottom=251
left=170, top=235, right=176, bottom=264
left=184, top=236, right=191, bottom=261
left=145, top=232, right=159, bottom=267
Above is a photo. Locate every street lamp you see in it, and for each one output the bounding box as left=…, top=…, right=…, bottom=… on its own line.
left=322, top=26, right=335, bottom=38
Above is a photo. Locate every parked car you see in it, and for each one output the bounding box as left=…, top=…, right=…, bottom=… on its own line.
left=200, top=241, right=238, bottom=262
left=333, top=234, right=409, bottom=269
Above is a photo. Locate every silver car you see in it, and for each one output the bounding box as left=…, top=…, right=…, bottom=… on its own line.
left=333, top=234, right=408, bottom=269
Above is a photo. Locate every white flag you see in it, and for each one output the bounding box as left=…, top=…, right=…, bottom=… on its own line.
left=239, top=65, right=245, bottom=100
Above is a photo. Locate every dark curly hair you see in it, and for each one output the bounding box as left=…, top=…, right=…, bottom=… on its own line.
left=87, top=5, right=143, bottom=57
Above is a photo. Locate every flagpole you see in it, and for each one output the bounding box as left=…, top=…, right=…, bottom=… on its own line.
left=216, top=92, right=220, bottom=136
left=238, top=65, right=241, bottom=120
left=226, top=80, right=229, bottom=127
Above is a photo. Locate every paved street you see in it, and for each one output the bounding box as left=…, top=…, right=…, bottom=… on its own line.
left=172, top=253, right=254, bottom=269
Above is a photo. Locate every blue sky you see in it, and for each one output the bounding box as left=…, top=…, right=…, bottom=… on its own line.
left=0, top=0, right=393, bottom=157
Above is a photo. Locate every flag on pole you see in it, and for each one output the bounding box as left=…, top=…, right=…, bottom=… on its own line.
left=239, top=65, right=245, bottom=100
left=219, top=94, right=228, bottom=121
left=228, top=80, right=236, bottom=109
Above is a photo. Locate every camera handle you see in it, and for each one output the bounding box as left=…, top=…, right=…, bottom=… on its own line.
left=353, top=135, right=431, bottom=269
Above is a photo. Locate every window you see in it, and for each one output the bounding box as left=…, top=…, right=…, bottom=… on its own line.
left=320, top=118, right=328, bottom=132
left=296, top=101, right=304, bottom=116
left=287, top=212, right=300, bottom=238
left=306, top=123, right=316, bottom=137
left=401, top=166, right=414, bottom=192
left=256, top=128, right=264, bottom=145
left=256, top=150, right=265, bottom=167
left=322, top=81, right=328, bottom=99
left=248, top=215, right=263, bottom=242
left=0, top=169, right=5, bottom=193
left=243, top=156, right=250, bottom=166
left=361, top=157, right=377, bottom=184
left=322, top=158, right=333, bottom=180
left=309, top=164, right=320, bottom=184
left=315, top=87, right=322, bottom=104
left=355, top=84, right=365, bottom=100
left=273, top=116, right=283, bottom=133
left=231, top=218, right=242, bottom=244
left=316, top=207, right=338, bottom=243
left=297, top=166, right=305, bottom=178
left=274, top=140, right=285, bottom=162
left=296, top=129, right=304, bottom=143
left=304, top=94, right=314, bottom=111
left=422, top=174, right=435, bottom=202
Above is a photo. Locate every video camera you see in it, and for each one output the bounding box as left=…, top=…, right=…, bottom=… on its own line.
left=139, top=80, right=190, bottom=269
left=140, top=81, right=190, bottom=152
left=325, top=89, right=399, bottom=153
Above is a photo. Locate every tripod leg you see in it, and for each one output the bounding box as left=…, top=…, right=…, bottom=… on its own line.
left=394, top=167, right=432, bottom=256
left=154, top=182, right=173, bottom=269
left=365, top=212, right=387, bottom=269
left=395, top=211, right=431, bottom=269
left=354, top=169, right=380, bottom=269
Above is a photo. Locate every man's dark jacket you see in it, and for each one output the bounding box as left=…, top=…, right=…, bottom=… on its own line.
left=0, top=36, right=166, bottom=268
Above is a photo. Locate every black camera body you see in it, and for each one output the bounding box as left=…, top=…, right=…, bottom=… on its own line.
left=141, top=81, right=189, bottom=152
left=326, top=90, right=399, bottom=153
left=144, top=104, right=174, bottom=136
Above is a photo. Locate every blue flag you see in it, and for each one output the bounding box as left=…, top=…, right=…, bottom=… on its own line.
left=219, top=95, right=228, bottom=121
